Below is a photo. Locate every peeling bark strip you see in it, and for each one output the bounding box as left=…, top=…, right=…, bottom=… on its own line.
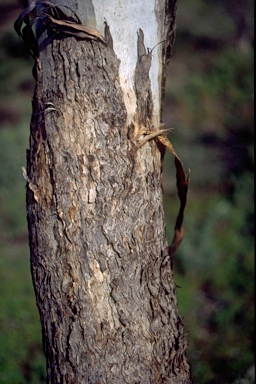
left=16, top=1, right=191, bottom=383
left=14, top=1, right=105, bottom=51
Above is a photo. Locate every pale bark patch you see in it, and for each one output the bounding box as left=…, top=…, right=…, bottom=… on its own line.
left=92, top=0, right=162, bottom=126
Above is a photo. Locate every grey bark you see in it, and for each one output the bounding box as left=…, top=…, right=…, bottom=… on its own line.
left=25, top=0, right=191, bottom=383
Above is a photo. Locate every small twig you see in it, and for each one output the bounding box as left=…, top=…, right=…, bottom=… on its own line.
left=147, top=39, right=167, bottom=54
left=137, top=127, right=173, bottom=148
left=139, top=39, right=168, bottom=59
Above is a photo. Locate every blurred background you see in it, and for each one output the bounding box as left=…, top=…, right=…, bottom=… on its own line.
left=0, top=0, right=254, bottom=383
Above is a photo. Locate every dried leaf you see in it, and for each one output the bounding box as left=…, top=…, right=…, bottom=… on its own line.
left=14, top=0, right=36, bottom=39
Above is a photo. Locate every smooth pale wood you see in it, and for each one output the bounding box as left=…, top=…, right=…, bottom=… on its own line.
left=26, top=0, right=191, bottom=383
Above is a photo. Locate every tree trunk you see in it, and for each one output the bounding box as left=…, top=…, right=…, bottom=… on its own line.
left=21, top=0, right=191, bottom=382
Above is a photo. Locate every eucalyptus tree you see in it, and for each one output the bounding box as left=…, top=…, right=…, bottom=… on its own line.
left=16, top=0, right=191, bottom=382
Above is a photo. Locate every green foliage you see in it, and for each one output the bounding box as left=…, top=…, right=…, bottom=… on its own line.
left=0, top=4, right=45, bottom=382
left=186, top=48, right=253, bottom=137
left=164, top=173, right=254, bottom=383
left=162, top=1, right=254, bottom=382
left=0, top=244, right=46, bottom=384
left=0, top=124, right=27, bottom=239
left=0, top=31, right=34, bottom=101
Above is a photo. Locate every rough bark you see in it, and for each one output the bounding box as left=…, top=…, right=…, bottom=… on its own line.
left=24, top=0, right=191, bottom=382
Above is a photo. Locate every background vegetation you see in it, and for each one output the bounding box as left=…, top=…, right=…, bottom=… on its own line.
left=0, top=0, right=254, bottom=383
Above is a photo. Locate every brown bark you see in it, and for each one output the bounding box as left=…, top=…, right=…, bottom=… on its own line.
left=24, top=1, right=191, bottom=383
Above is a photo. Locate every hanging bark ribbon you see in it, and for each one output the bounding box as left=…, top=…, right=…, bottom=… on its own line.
left=156, top=134, right=190, bottom=256
left=137, top=128, right=190, bottom=256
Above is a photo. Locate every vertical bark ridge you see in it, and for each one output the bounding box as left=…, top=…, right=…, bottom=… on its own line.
left=134, top=28, right=153, bottom=127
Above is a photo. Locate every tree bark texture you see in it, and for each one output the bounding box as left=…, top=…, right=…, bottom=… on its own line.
left=24, top=0, right=191, bottom=382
